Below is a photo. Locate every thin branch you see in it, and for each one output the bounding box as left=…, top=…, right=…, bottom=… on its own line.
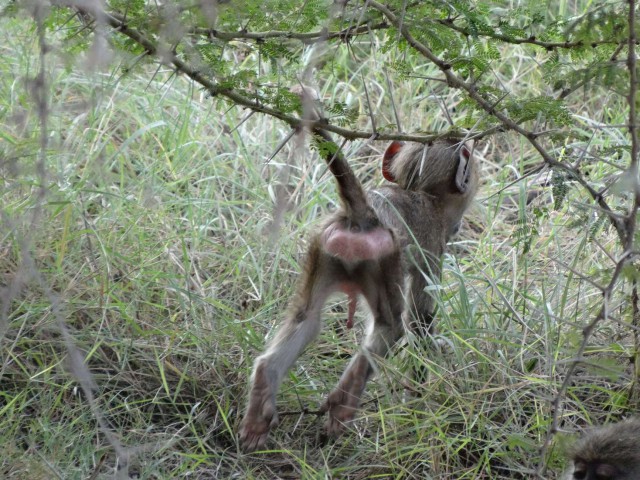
left=558, top=44, right=626, bottom=100
left=624, top=0, right=640, bottom=248
left=435, top=17, right=625, bottom=52
left=536, top=250, right=638, bottom=476
left=193, top=21, right=390, bottom=44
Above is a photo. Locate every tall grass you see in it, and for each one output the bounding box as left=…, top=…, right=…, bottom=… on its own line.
left=0, top=11, right=635, bottom=480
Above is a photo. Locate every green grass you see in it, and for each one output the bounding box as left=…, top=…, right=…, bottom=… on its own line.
left=0, top=12, right=637, bottom=480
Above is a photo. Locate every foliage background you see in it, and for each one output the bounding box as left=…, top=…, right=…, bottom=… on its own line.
left=0, top=0, right=638, bottom=478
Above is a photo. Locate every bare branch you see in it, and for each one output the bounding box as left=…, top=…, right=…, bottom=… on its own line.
left=536, top=250, right=638, bottom=476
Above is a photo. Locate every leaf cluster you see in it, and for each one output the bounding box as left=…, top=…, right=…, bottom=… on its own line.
left=38, top=0, right=633, bottom=138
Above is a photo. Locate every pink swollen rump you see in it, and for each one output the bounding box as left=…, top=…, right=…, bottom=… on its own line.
left=321, top=224, right=395, bottom=263
left=322, top=224, right=395, bottom=329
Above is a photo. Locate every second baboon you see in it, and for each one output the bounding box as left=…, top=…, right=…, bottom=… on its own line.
left=564, top=418, right=640, bottom=480
left=239, top=131, right=478, bottom=452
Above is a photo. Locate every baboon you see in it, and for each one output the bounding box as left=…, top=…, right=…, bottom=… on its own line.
left=564, top=418, right=640, bottom=480
left=239, top=128, right=478, bottom=452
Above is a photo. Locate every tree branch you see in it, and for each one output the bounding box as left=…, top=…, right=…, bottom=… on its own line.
left=51, top=0, right=491, bottom=147
left=435, top=17, right=624, bottom=51
left=191, top=21, right=390, bottom=44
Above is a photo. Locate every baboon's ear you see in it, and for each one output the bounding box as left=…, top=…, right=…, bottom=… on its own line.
left=455, top=144, right=473, bottom=193
left=382, top=141, right=403, bottom=182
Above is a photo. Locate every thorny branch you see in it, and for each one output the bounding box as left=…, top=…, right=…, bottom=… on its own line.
left=191, top=21, right=390, bottom=43
left=194, top=19, right=622, bottom=53
left=435, top=17, right=626, bottom=52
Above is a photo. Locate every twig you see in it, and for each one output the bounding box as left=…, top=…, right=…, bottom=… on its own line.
left=435, top=18, right=624, bottom=52
left=194, top=21, right=390, bottom=44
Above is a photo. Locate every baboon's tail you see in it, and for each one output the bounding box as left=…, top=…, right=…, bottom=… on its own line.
left=313, top=129, right=378, bottom=228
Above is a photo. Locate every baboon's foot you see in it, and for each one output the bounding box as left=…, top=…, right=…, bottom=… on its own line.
left=239, top=405, right=277, bottom=452
left=323, top=385, right=362, bottom=436
left=239, top=365, right=278, bottom=452
left=322, top=356, right=369, bottom=436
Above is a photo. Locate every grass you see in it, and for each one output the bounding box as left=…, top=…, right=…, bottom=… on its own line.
left=0, top=9, right=638, bottom=480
